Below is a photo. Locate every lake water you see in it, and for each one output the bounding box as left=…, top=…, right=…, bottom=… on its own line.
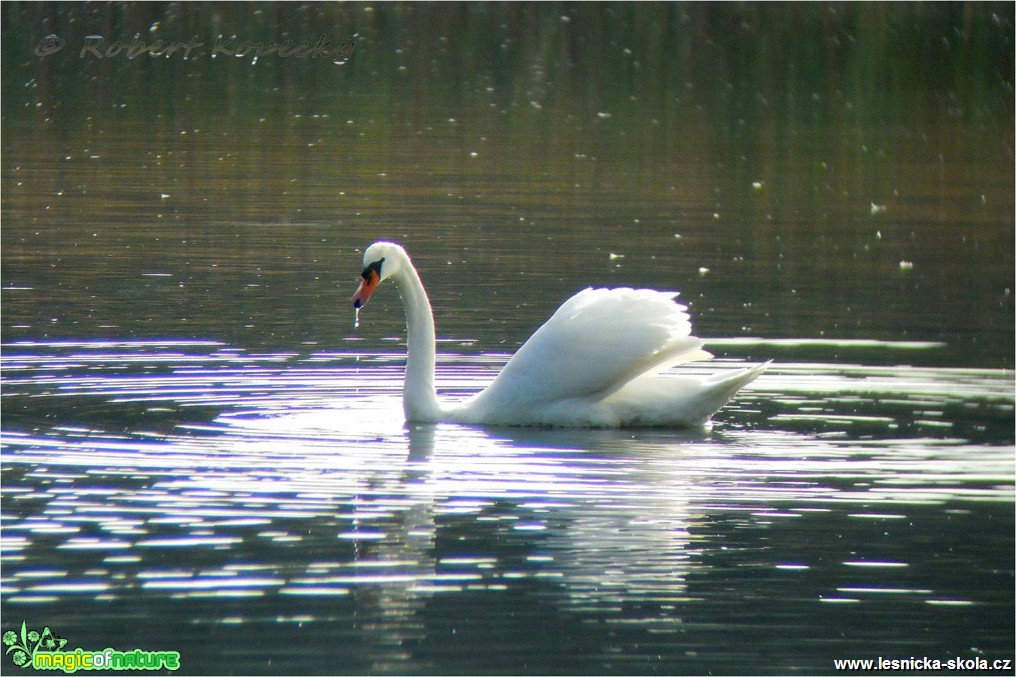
left=2, top=4, right=1014, bottom=675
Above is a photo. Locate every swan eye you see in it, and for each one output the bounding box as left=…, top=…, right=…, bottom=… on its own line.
left=361, top=258, right=384, bottom=281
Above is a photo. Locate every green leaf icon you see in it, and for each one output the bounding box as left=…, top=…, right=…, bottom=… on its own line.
left=36, top=628, right=67, bottom=652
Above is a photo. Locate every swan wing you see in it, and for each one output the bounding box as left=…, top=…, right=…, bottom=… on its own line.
left=476, top=288, right=710, bottom=408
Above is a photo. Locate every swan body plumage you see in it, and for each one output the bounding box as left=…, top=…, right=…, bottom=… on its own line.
left=352, top=241, right=766, bottom=428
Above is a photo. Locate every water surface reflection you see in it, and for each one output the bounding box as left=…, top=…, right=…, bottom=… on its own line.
left=2, top=342, right=1012, bottom=673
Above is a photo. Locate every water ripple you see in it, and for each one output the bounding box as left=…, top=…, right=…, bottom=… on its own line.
left=1, top=341, right=1012, bottom=673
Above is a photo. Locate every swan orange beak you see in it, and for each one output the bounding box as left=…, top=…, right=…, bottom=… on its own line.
left=352, top=269, right=379, bottom=309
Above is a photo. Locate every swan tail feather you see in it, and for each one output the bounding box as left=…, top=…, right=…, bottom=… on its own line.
left=605, top=361, right=769, bottom=427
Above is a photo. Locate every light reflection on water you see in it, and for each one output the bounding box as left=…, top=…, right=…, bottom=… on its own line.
left=1, top=341, right=1012, bottom=673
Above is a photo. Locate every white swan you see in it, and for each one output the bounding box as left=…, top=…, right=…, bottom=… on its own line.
left=352, top=241, right=766, bottom=427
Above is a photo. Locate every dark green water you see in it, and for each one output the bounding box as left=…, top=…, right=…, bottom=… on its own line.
left=2, top=3, right=1013, bottom=675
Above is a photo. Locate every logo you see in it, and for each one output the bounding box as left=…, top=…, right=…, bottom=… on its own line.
left=3, top=622, right=179, bottom=673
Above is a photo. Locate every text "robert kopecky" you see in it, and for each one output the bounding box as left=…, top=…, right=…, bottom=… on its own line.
left=34, top=33, right=358, bottom=65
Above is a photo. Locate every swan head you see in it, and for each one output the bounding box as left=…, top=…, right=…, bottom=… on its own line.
left=352, top=241, right=404, bottom=308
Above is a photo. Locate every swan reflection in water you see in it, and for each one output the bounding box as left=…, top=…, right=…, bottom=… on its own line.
left=219, top=404, right=704, bottom=668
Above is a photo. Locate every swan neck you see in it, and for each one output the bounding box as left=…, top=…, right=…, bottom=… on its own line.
left=394, top=262, right=442, bottom=422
